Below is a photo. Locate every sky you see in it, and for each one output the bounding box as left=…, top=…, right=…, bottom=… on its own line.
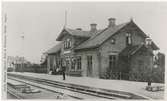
left=3, top=2, right=167, bottom=63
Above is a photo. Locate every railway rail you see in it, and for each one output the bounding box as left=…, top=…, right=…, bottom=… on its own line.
left=7, top=88, right=23, bottom=99
left=7, top=78, right=83, bottom=99
left=8, top=73, right=147, bottom=99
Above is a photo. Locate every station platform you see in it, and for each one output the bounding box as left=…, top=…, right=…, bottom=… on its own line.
left=8, top=72, right=165, bottom=99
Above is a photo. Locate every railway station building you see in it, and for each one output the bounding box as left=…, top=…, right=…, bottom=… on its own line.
left=45, top=18, right=160, bottom=79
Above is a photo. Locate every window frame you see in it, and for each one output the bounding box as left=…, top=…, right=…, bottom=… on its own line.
left=64, top=38, right=72, bottom=49
left=71, top=58, right=75, bottom=70
left=126, top=33, right=132, bottom=46
left=77, top=56, right=82, bottom=70
left=87, top=55, right=93, bottom=71
left=109, top=55, right=117, bottom=71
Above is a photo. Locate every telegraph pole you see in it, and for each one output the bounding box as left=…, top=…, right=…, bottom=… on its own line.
left=64, top=10, right=67, bottom=28
left=21, top=32, right=24, bottom=72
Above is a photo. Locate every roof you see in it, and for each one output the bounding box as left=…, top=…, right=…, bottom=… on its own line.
left=65, top=28, right=91, bottom=37
left=46, top=42, right=62, bottom=54
left=40, top=58, right=47, bottom=65
left=47, top=19, right=159, bottom=54
left=75, top=21, right=130, bottom=50
left=119, top=45, right=143, bottom=57
left=47, top=28, right=103, bottom=54
left=119, top=44, right=154, bottom=57
left=56, top=27, right=104, bottom=41
left=57, top=28, right=93, bottom=41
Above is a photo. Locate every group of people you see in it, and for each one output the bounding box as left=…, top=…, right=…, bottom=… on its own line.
left=49, top=64, right=66, bottom=80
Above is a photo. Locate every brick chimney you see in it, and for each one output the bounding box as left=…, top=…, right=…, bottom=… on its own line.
left=108, top=18, right=116, bottom=27
left=90, top=23, right=97, bottom=33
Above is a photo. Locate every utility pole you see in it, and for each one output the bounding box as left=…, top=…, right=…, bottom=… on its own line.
left=21, top=32, right=24, bottom=72
left=64, top=10, right=67, bottom=28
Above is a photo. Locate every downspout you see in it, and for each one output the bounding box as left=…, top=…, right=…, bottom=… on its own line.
left=97, top=47, right=101, bottom=78
left=127, top=55, right=131, bottom=80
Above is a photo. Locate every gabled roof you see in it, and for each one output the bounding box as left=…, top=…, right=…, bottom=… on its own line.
left=119, top=45, right=143, bottom=57
left=47, top=28, right=103, bottom=54
left=74, top=20, right=159, bottom=50
left=75, top=21, right=130, bottom=50
left=66, top=28, right=91, bottom=37
left=56, top=28, right=92, bottom=41
left=119, top=44, right=154, bottom=57
left=46, top=19, right=159, bottom=54
left=46, top=42, right=62, bottom=54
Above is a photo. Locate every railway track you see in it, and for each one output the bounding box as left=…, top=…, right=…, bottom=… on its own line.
left=8, top=73, right=147, bottom=99
left=7, top=87, right=24, bottom=99
left=8, top=77, right=114, bottom=99
left=7, top=78, right=84, bottom=99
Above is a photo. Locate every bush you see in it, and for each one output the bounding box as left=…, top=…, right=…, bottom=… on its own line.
left=100, top=67, right=120, bottom=79
left=100, top=67, right=164, bottom=83
left=129, top=68, right=164, bottom=83
left=7, top=67, right=14, bottom=72
left=15, top=63, right=47, bottom=73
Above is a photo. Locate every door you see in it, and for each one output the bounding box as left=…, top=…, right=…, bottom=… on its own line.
left=64, top=56, right=70, bottom=74
left=87, top=56, right=93, bottom=77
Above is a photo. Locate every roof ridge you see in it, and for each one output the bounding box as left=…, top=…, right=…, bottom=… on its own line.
left=74, top=28, right=108, bottom=49
left=75, top=21, right=131, bottom=50
left=87, top=28, right=108, bottom=41
left=65, top=27, right=103, bottom=32
left=46, top=42, right=62, bottom=54
left=130, top=44, right=149, bottom=56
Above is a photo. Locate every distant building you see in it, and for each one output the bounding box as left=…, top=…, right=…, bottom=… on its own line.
left=7, top=56, right=15, bottom=71
left=45, top=18, right=162, bottom=80
left=7, top=56, right=30, bottom=72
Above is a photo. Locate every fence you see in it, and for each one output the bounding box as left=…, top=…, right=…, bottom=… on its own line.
left=100, top=71, right=165, bottom=83
left=14, top=64, right=47, bottom=73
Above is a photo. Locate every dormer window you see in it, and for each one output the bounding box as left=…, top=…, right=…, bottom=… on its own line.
left=145, top=37, right=152, bottom=46
left=64, top=38, right=72, bottom=49
left=126, top=33, right=132, bottom=46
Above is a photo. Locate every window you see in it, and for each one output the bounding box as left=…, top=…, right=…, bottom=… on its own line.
left=109, top=55, right=116, bottom=71
left=126, top=33, right=132, bottom=46
left=77, top=56, right=82, bottom=70
left=67, top=38, right=70, bottom=48
left=87, top=56, right=92, bottom=67
left=64, top=42, right=65, bottom=48
left=64, top=38, right=72, bottom=49
left=69, top=40, right=72, bottom=48
left=71, top=59, right=75, bottom=70
left=87, top=56, right=93, bottom=73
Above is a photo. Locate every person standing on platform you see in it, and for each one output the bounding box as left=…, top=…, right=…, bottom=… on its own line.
left=62, top=63, right=66, bottom=80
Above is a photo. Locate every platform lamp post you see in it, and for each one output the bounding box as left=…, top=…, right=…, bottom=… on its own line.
left=146, top=37, right=154, bottom=86
left=147, top=58, right=158, bottom=87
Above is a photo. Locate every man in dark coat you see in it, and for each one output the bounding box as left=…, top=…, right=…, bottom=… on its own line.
left=62, top=64, right=66, bottom=80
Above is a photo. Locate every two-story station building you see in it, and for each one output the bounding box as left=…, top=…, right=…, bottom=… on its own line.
left=45, top=18, right=159, bottom=79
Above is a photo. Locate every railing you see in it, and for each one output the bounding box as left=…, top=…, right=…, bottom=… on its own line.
left=100, top=72, right=165, bottom=83
left=68, top=70, right=82, bottom=77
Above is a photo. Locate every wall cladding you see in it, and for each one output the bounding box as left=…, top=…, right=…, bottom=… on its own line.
left=98, top=23, right=146, bottom=78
